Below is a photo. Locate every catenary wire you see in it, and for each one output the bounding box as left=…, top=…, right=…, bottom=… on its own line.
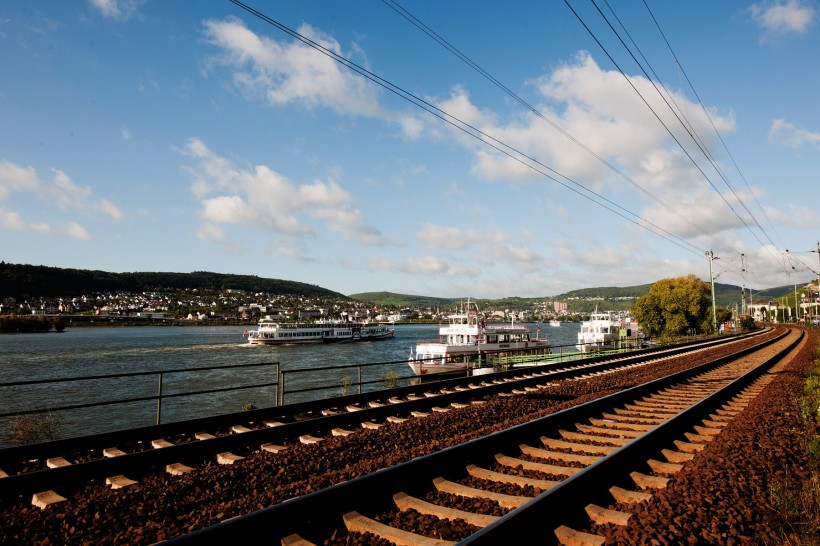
left=380, top=0, right=713, bottom=243
left=570, top=0, right=770, bottom=253
left=226, top=0, right=705, bottom=256
left=640, top=0, right=788, bottom=252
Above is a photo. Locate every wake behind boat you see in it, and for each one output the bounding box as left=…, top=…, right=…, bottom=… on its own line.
left=408, top=299, right=551, bottom=376
left=245, top=316, right=394, bottom=345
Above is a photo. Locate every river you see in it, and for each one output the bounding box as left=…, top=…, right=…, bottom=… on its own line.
left=0, top=322, right=581, bottom=447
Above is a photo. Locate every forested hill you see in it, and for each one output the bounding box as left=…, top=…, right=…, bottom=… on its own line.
left=0, top=263, right=345, bottom=300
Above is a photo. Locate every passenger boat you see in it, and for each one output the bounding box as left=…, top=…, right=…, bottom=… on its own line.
left=245, top=316, right=394, bottom=345
left=408, top=300, right=551, bottom=376
left=576, top=308, right=644, bottom=353
left=549, top=319, right=561, bottom=327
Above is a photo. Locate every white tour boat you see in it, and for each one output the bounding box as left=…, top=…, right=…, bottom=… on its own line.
left=576, top=308, right=644, bottom=353
left=245, top=316, right=394, bottom=345
left=549, top=319, right=561, bottom=327
left=408, top=300, right=551, bottom=376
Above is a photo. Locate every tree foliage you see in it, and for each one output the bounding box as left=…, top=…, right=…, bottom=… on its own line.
left=631, top=275, right=715, bottom=337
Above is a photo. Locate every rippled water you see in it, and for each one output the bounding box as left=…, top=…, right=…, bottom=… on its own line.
left=0, top=322, right=581, bottom=446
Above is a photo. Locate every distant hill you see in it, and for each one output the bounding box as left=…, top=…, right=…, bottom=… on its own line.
left=352, top=282, right=801, bottom=312
left=0, top=263, right=345, bottom=300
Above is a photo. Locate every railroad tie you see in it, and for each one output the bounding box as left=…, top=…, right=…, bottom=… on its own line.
left=585, top=503, right=632, bottom=526
left=466, top=464, right=559, bottom=491
left=281, top=534, right=316, bottom=546
left=661, top=448, right=695, bottom=463
left=152, top=439, right=173, bottom=449
left=609, top=485, right=652, bottom=503
left=361, top=421, right=382, bottom=430
left=406, top=394, right=424, bottom=401
left=31, top=490, right=67, bottom=509
left=630, top=471, right=669, bottom=490
left=647, top=458, right=684, bottom=475
left=554, top=525, right=605, bottom=546
left=431, top=406, right=450, bottom=413
left=674, top=439, right=704, bottom=453
left=388, top=397, right=404, bottom=404
left=106, top=475, right=137, bottom=489
left=495, top=453, right=579, bottom=477
left=423, top=391, right=439, bottom=397
left=261, top=443, right=287, bottom=453
left=694, top=425, right=722, bottom=436
left=450, top=402, right=469, bottom=409
left=411, top=411, right=429, bottom=418
left=46, top=457, right=71, bottom=468
left=393, top=492, right=499, bottom=528
left=0, top=468, right=7, bottom=478
left=194, top=432, right=216, bottom=441
left=541, top=436, right=616, bottom=456
left=345, top=405, right=364, bottom=412
left=575, top=424, right=643, bottom=439
left=103, top=447, right=127, bottom=457
left=298, top=435, right=323, bottom=445
left=321, top=409, right=340, bottom=416
left=166, top=462, right=194, bottom=475
left=559, top=430, right=631, bottom=447
left=264, top=420, right=285, bottom=427
left=331, top=428, right=355, bottom=437
left=368, top=401, right=384, bottom=408
left=386, top=415, right=408, bottom=424
left=216, top=452, right=244, bottom=465
left=684, top=432, right=714, bottom=444
left=589, top=417, right=653, bottom=431
left=519, top=444, right=599, bottom=466
left=432, top=477, right=531, bottom=509
left=231, top=425, right=252, bottom=434
left=343, top=511, right=456, bottom=546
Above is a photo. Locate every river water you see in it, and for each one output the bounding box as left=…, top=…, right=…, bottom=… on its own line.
left=0, top=322, right=581, bottom=447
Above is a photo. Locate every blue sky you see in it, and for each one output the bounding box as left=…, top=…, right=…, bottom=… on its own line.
left=1, top=0, right=819, bottom=298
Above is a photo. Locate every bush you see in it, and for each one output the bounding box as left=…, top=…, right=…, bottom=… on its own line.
left=5, top=412, right=62, bottom=445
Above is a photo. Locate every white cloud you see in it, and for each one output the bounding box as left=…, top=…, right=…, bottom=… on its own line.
left=0, top=160, right=122, bottom=239
left=202, top=18, right=383, bottom=118
left=0, top=160, right=41, bottom=199
left=769, top=118, right=820, bottom=149
left=88, top=0, right=145, bottom=22
left=764, top=204, right=820, bottom=228
left=0, top=208, right=49, bottom=233
left=749, top=0, right=815, bottom=36
left=64, top=221, right=91, bottom=240
left=180, top=137, right=388, bottom=248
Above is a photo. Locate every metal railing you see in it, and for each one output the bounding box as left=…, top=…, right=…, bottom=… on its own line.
left=0, top=362, right=280, bottom=425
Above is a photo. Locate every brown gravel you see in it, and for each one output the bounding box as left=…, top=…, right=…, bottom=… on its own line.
left=1, top=328, right=809, bottom=545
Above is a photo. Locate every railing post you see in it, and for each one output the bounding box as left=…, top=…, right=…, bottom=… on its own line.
left=280, top=371, right=286, bottom=406
left=358, top=366, right=362, bottom=395
left=156, top=372, right=163, bottom=425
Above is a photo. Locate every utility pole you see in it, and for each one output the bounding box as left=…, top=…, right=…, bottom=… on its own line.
left=706, top=251, right=718, bottom=333
left=740, top=253, right=746, bottom=317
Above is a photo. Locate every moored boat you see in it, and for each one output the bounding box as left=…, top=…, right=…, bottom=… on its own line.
left=549, top=319, right=561, bottom=327
left=245, top=316, right=394, bottom=345
left=575, top=308, right=643, bottom=353
left=408, top=300, right=551, bottom=376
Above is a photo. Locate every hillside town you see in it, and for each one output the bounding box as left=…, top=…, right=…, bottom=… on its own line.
left=0, top=289, right=582, bottom=325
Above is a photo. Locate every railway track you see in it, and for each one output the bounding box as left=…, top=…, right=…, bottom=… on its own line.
left=1, top=327, right=795, bottom=545
left=0, top=330, right=766, bottom=503
left=150, top=326, right=800, bottom=545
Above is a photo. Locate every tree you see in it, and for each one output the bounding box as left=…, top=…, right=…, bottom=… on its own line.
left=631, top=275, right=713, bottom=339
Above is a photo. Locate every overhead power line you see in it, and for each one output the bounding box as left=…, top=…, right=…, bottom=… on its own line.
left=564, top=0, right=778, bottom=256
left=227, top=0, right=706, bottom=256
left=380, top=0, right=712, bottom=243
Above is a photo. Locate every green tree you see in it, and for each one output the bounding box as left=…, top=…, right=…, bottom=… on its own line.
left=632, top=275, right=714, bottom=338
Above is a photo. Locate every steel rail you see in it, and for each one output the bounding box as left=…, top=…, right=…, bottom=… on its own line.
left=158, top=327, right=791, bottom=544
